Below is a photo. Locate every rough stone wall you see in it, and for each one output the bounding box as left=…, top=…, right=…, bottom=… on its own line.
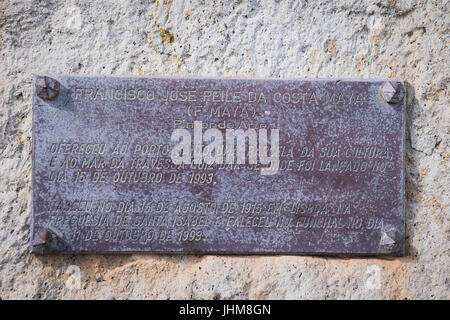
left=0, top=0, right=448, bottom=299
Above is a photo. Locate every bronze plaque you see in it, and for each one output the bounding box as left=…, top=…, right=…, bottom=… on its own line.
left=31, top=75, right=405, bottom=255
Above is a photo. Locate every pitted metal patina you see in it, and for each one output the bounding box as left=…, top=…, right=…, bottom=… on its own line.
left=31, top=75, right=406, bottom=255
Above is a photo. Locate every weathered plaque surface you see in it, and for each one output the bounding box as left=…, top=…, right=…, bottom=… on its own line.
left=31, top=75, right=405, bottom=255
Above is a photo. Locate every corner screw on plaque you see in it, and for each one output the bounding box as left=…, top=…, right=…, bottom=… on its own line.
left=379, top=229, right=398, bottom=253
left=32, top=228, right=52, bottom=246
left=35, top=76, right=60, bottom=101
left=32, top=228, right=59, bottom=252
left=380, top=81, right=404, bottom=104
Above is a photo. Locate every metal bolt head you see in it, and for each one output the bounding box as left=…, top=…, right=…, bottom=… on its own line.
left=380, top=81, right=404, bottom=104
left=380, top=230, right=396, bottom=246
left=35, top=76, right=60, bottom=101
left=32, top=228, right=52, bottom=246
left=31, top=228, right=61, bottom=253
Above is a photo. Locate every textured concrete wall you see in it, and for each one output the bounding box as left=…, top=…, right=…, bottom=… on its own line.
left=0, top=0, right=448, bottom=299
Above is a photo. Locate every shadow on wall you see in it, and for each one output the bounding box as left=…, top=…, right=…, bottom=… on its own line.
left=404, top=81, right=418, bottom=258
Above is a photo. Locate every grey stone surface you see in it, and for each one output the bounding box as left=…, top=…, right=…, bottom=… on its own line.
left=0, top=0, right=448, bottom=299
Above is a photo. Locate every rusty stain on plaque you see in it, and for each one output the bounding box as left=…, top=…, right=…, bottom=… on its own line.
left=31, top=75, right=406, bottom=255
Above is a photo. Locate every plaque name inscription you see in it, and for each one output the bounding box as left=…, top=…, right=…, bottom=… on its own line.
left=31, top=75, right=405, bottom=255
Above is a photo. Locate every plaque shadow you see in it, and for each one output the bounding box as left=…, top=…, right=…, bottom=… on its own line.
left=403, top=81, right=419, bottom=259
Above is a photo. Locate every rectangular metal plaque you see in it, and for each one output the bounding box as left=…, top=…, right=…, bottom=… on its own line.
left=31, top=75, right=405, bottom=255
